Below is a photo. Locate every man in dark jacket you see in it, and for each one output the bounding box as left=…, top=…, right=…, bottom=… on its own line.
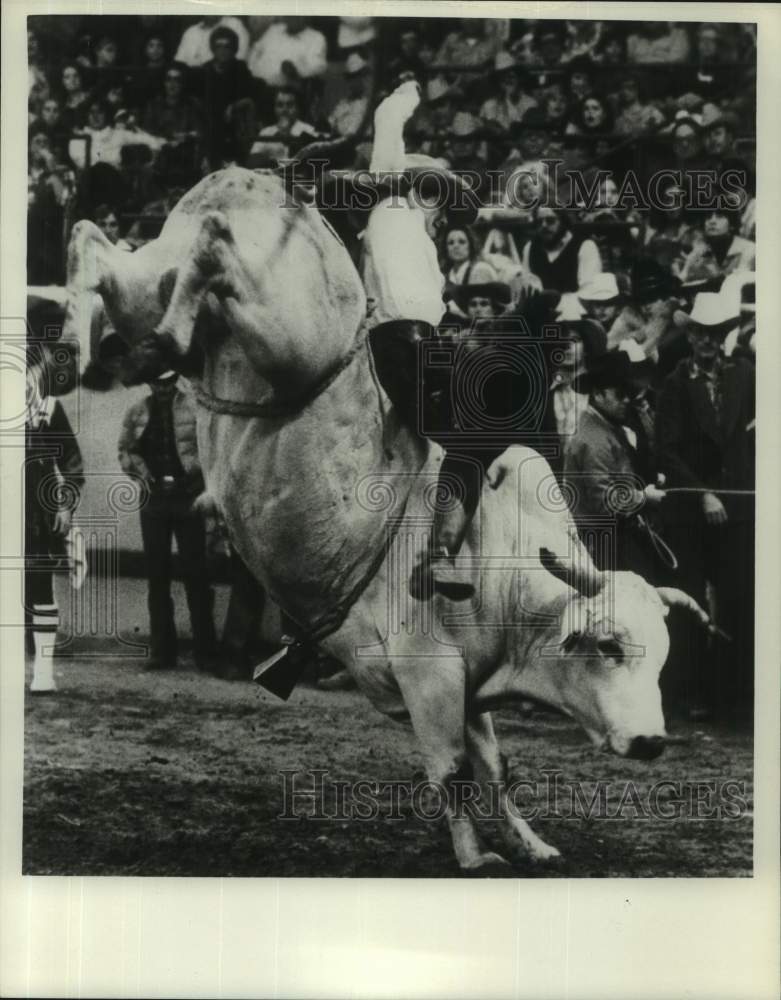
left=194, top=25, right=262, bottom=169
left=118, top=372, right=217, bottom=671
left=563, top=348, right=666, bottom=580
left=656, top=292, right=755, bottom=720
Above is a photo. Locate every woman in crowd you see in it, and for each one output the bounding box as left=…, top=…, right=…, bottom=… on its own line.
left=441, top=226, right=486, bottom=293
left=679, top=203, right=756, bottom=284
left=59, top=63, right=91, bottom=131
left=565, top=93, right=615, bottom=138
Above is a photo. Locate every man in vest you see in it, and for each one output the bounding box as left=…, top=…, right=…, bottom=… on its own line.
left=521, top=205, right=602, bottom=295
left=118, top=372, right=218, bottom=672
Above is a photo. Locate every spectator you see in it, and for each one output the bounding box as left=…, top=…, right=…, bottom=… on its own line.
left=452, top=271, right=512, bottom=321
left=118, top=372, right=218, bottom=672
left=565, top=94, right=614, bottom=137
left=31, top=97, right=69, bottom=151
left=669, top=113, right=706, bottom=168
left=528, top=23, right=565, bottom=68
left=521, top=206, right=602, bottom=295
left=594, top=29, right=625, bottom=67
left=248, top=17, right=327, bottom=87
left=92, top=35, right=124, bottom=91
left=565, top=56, right=595, bottom=104
left=480, top=52, right=537, bottom=132
left=28, top=29, right=51, bottom=113
left=541, top=84, right=570, bottom=131
left=433, top=18, right=495, bottom=73
left=656, top=292, right=755, bottom=718
left=441, top=225, right=485, bottom=289
left=25, top=316, right=84, bottom=694
left=626, top=21, right=691, bottom=64
left=131, top=33, right=170, bottom=108
left=94, top=203, right=133, bottom=250
left=544, top=301, right=607, bottom=448
left=77, top=104, right=165, bottom=171
left=250, top=86, right=320, bottom=163
left=505, top=106, right=552, bottom=167
left=142, top=64, right=205, bottom=144
left=578, top=273, right=644, bottom=348
left=445, top=111, right=489, bottom=181
left=629, top=256, right=688, bottom=373
left=681, top=23, right=735, bottom=102
left=388, top=27, right=425, bottom=81
left=564, top=348, right=665, bottom=577
left=27, top=133, right=75, bottom=283
left=328, top=53, right=371, bottom=138
left=701, top=104, right=753, bottom=184
left=193, top=26, right=258, bottom=169
left=678, top=204, right=755, bottom=285
left=59, top=63, right=91, bottom=131
left=175, top=15, right=249, bottom=67
left=644, top=180, right=701, bottom=274
left=613, top=75, right=666, bottom=137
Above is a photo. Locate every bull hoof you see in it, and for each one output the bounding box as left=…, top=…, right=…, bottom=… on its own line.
left=461, top=852, right=514, bottom=877
left=529, top=847, right=565, bottom=872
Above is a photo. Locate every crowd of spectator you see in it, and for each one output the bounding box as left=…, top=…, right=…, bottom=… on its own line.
left=26, top=15, right=757, bottom=720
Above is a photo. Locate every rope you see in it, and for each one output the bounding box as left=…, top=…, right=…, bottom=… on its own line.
left=663, top=487, right=756, bottom=496
left=193, top=327, right=367, bottom=419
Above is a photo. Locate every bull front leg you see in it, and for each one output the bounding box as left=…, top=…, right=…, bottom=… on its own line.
left=393, top=662, right=512, bottom=876
left=465, top=711, right=561, bottom=864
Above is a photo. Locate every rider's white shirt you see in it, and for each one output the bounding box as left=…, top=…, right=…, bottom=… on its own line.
left=362, top=196, right=445, bottom=329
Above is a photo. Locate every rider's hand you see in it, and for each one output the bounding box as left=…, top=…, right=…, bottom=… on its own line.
left=52, top=508, right=72, bottom=537
left=643, top=484, right=667, bottom=506
left=702, top=491, right=728, bottom=525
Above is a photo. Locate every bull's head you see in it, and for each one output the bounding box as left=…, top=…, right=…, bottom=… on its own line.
left=539, top=549, right=714, bottom=761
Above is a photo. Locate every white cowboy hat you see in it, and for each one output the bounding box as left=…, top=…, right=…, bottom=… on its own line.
left=577, top=272, right=623, bottom=303
left=672, top=292, right=739, bottom=337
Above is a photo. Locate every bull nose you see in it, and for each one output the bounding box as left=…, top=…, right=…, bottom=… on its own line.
left=627, top=735, right=665, bottom=761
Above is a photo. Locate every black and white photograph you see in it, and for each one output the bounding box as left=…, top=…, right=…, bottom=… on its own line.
left=13, top=5, right=766, bottom=885
left=4, top=2, right=781, bottom=996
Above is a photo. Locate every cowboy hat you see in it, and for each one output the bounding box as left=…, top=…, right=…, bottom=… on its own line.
left=573, top=348, right=654, bottom=394
left=555, top=296, right=608, bottom=358
left=404, top=153, right=480, bottom=223
left=632, top=256, right=681, bottom=305
left=672, top=291, right=739, bottom=338
left=577, top=272, right=623, bottom=304
left=319, top=155, right=481, bottom=226
left=453, top=261, right=512, bottom=309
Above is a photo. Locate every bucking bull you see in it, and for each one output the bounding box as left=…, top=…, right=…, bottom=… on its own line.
left=65, top=164, right=715, bottom=874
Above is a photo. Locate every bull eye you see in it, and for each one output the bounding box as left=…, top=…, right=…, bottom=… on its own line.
left=597, top=638, right=625, bottom=662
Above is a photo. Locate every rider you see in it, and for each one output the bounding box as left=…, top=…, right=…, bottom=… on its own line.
left=362, top=81, right=482, bottom=602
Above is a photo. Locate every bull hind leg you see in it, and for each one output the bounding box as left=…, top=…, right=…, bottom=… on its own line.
left=465, top=711, right=561, bottom=864
left=393, top=663, right=511, bottom=875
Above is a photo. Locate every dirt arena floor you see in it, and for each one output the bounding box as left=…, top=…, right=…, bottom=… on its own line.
left=23, top=655, right=753, bottom=878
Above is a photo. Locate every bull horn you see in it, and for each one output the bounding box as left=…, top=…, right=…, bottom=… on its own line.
left=539, top=547, right=605, bottom=597
left=655, top=587, right=716, bottom=633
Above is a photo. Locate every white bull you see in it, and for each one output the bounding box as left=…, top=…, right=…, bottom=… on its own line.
left=65, top=167, right=712, bottom=874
